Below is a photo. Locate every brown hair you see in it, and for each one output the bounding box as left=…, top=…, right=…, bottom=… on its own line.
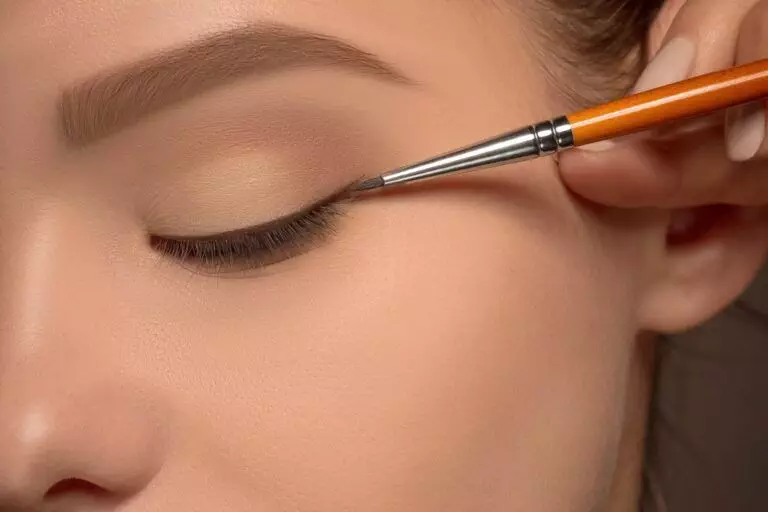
left=530, top=0, right=665, bottom=106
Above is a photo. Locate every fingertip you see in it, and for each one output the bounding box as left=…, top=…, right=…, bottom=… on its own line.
left=577, top=140, right=617, bottom=153
left=558, top=145, right=681, bottom=207
left=725, top=102, right=767, bottom=162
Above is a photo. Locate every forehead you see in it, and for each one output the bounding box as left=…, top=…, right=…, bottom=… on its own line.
left=0, top=1, right=543, bottom=166
left=0, top=0, right=505, bottom=105
left=0, top=0, right=485, bottom=60
left=0, top=1, right=531, bottom=116
left=0, top=1, right=431, bottom=149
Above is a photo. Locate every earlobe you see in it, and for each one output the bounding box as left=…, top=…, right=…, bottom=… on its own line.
left=637, top=205, right=768, bottom=334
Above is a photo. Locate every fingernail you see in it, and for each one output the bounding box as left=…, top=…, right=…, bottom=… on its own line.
left=578, top=38, right=696, bottom=153
left=579, top=140, right=616, bottom=152
left=726, top=102, right=766, bottom=162
left=632, top=37, right=696, bottom=93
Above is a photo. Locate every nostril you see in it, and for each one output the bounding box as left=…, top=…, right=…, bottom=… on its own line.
left=45, top=478, right=109, bottom=499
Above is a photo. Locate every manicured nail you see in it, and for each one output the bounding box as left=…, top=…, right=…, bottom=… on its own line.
left=578, top=39, right=695, bottom=153
left=579, top=140, right=616, bottom=152
left=632, top=37, right=696, bottom=93
left=726, top=102, right=766, bottom=162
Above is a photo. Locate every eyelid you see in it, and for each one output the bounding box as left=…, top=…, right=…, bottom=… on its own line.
left=156, top=179, right=360, bottom=242
left=150, top=178, right=367, bottom=275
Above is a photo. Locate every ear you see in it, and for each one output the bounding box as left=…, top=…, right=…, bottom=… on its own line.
left=637, top=203, right=768, bottom=334
left=559, top=134, right=768, bottom=333
left=563, top=137, right=768, bottom=334
left=629, top=0, right=768, bottom=333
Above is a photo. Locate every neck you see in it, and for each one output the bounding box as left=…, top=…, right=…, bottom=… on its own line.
left=603, top=334, right=657, bottom=512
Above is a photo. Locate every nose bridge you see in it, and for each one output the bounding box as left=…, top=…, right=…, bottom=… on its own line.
left=0, top=205, right=110, bottom=373
left=0, top=204, right=166, bottom=506
left=0, top=199, right=126, bottom=359
left=1, top=207, right=64, bottom=360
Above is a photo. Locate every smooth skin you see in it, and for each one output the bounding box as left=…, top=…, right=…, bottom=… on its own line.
left=0, top=1, right=766, bottom=512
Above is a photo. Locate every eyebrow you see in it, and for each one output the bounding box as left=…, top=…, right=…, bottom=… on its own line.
left=59, top=24, right=412, bottom=148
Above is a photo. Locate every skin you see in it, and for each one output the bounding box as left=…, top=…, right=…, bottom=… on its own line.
left=0, top=1, right=765, bottom=511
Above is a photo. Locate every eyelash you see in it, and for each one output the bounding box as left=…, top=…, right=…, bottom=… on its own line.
left=150, top=202, right=344, bottom=274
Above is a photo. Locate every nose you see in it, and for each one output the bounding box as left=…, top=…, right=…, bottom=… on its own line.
left=0, top=213, right=167, bottom=510
left=0, top=388, right=166, bottom=510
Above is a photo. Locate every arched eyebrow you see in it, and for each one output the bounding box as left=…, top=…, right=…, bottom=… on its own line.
left=59, top=23, right=413, bottom=148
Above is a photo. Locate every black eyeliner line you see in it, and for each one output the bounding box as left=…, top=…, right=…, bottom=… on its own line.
left=156, top=179, right=364, bottom=242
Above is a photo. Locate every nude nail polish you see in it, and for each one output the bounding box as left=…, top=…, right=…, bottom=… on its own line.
left=726, top=102, right=766, bottom=162
left=579, top=140, right=616, bottom=152
left=579, top=38, right=696, bottom=152
left=632, top=37, right=696, bottom=94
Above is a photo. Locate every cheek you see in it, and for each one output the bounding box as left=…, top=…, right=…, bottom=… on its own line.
left=137, top=181, right=641, bottom=511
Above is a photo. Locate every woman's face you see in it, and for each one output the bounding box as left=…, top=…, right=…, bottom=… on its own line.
left=0, top=1, right=658, bottom=511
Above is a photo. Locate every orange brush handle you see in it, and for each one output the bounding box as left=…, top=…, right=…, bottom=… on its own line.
left=568, top=59, right=768, bottom=145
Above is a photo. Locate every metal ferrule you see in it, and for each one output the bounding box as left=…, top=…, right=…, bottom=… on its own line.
left=381, top=116, right=574, bottom=187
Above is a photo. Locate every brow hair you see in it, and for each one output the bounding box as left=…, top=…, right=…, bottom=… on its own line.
left=59, top=23, right=411, bottom=148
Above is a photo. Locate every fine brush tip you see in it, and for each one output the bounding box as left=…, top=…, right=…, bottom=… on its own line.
left=354, top=176, right=385, bottom=192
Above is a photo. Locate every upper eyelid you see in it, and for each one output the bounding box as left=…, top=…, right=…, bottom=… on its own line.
left=154, top=179, right=362, bottom=241
left=150, top=189, right=348, bottom=276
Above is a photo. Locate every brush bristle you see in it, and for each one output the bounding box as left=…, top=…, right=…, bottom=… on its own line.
left=354, top=177, right=385, bottom=192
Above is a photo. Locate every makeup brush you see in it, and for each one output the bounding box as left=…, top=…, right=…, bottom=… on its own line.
left=355, top=58, right=768, bottom=192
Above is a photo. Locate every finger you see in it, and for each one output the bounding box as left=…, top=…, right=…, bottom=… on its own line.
left=560, top=0, right=764, bottom=208
left=649, top=0, right=758, bottom=73
left=725, top=0, right=768, bottom=161
left=559, top=124, right=768, bottom=208
left=558, top=27, right=700, bottom=207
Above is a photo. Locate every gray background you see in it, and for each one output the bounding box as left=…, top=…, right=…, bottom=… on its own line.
left=644, top=265, right=768, bottom=511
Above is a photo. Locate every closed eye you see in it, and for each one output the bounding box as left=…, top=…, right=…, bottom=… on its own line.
left=150, top=183, right=357, bottom=275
